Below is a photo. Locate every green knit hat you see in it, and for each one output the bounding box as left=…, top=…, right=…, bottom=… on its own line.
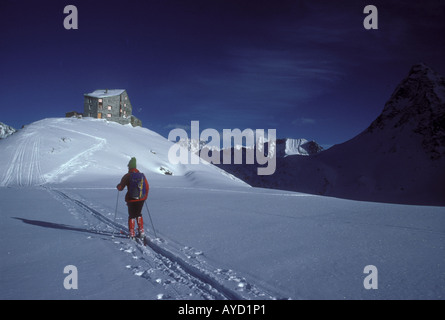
left=128, top=157, right=137, bottom=169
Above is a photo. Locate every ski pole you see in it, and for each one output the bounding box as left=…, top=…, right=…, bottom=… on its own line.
left=112, top=189, right=119, bottom=237
left=144, top=202, right=158, bottom=239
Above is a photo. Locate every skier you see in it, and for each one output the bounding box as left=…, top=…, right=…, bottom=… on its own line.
left=116, top=157, right=149, bottom=240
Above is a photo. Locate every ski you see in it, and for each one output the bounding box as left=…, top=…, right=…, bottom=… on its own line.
left=136, top=235, right=148, bottom=247
left=127, top=233, right=148, bottom=246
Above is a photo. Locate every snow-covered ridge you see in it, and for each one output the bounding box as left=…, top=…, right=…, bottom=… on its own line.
left=276, top=138, right=323, bottom=157
left=0, top=117, right=247, bottom=188
left=177, top=138, right=221, bottom=153
left=0, top=122, right=16, bottom=139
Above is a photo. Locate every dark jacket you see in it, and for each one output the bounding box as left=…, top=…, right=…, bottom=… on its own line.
left=117, top=168, right=149, bottom=203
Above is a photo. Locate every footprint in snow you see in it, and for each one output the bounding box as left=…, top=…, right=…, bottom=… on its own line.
left=182, top=246, right=204, bottom=259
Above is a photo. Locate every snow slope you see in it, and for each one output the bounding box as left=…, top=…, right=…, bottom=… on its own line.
left=1, top=117, right=444, bottom=300
left=0, top=117, right=245, bottom=189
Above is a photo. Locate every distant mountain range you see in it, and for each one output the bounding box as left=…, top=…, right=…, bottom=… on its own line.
left=178, top=137, right=323, bottom=157
left=217, top=63, right=445, bottom=206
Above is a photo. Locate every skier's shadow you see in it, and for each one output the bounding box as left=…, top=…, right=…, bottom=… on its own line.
left=12, top=217, right=126, bottom=239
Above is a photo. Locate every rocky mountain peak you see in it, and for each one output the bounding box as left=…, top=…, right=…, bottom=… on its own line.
left=367, top=63, right=445, bottom=159
left=0, top=122, right=16, bottom=139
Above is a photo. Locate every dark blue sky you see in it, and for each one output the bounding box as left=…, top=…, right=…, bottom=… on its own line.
left=1, top=0, right=444, bottom=147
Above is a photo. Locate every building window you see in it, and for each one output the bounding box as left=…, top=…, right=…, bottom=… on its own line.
left=107, top=105, right=112, bottom=110
left=107, top=113, right=112, bottom=118
left=98, top=99, right=103, bottom=103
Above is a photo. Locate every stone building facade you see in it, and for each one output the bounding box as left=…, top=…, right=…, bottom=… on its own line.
left=83, top=89, right=142, bottom=127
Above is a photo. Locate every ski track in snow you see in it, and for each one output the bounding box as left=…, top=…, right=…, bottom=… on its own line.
left=47, top=187, right=276, bottom=300
left=43, top=125, right=106, bottom=183
left=0, top=123, right=106, bottom=187
left=1, top=133, right=46, bottom=187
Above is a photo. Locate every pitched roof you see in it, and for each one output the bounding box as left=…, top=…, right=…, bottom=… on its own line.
left=84, top=89, right=125, bottom=98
